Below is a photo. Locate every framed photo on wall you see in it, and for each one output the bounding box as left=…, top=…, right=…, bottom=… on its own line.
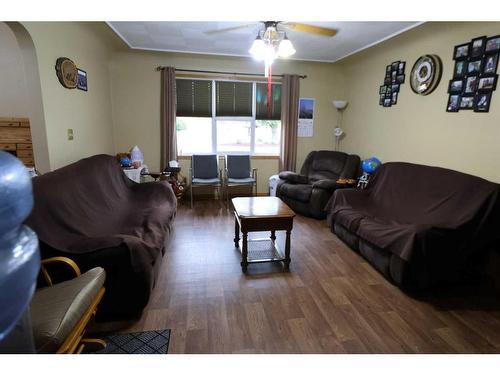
left=453, top=60, right=467, bottom=78
left=470, top=36, right=487, bottom=58
left=485, top=35, right=500, bottom=54
left=379, top=60, right=406, bottom=107
left=467, top=59, right=482, bottom=75
left=448, top=79, right=464, bottom=93
left=446, top=94, right=461, bottom=112
left=459, top=96, right=475, bottom=110
left=391, top=92, right=398, bottom=105
left=77, top=69, right=88, bottom=91
left=483, top=53, right=499, bottom=75
left=478, top=75, right=498, bottom=91
left=454, top=43, right=470, bottom=60
left=464, top=75, right=479, bottom=94
left=474, top=92, right=492, bottom=112
left=448, top=34, right=499, bottom=113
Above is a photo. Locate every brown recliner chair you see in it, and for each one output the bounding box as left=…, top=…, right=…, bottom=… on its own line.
left=276, top=150, right=360, bottom=219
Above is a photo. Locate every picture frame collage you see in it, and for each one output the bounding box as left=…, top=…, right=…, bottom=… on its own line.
left=447, top=35, right=500, bottom=113
left=379, top=61, right=406, bottom=107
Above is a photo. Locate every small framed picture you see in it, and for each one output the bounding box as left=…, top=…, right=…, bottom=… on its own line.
left=485, top=35, right=500, bottom=54
left=448, top=79, right=464, bottom=93
left=386, top=65, right=392, bottom=73
left=391, top=70, right=397, bottom=83
left=470, top=36, right=487, bottom=58
left=383, top=98, right=392, bottom=107
left=459, top=95, right=475, bottom=110
left=474, top=92, right=492, bottom=112
left=379, top=85, right=387, bottom=94
left=379, top=96, right=384, bottom=105
left=453, top=60, right=467, bottom=78
left=478, top=75, right=498, bottom=91
left=446, top=94, right=461, bottom=112
left=454, top=42, right=470, bottom=60
left=391, top=84, right=400, bottom=93
left=384, top=77, right=391, bottom=85
left=464, top=75, right=479, bottom=94
left=396, top=74, right=405, bottom=84
left=391, top=92, right=398, bottom=105
left=467, top=59, right=482, bottom=75
left=391, top=61, right=400, bottom=71
left=483, top=53, right=499, bottom=75
left=77, top=69, right=88, bottom=91
left=397, top=61, right=406, bottom=75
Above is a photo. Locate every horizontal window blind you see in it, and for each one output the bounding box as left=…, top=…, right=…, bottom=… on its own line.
left=176, top=79, right=212, bottom=117
left=256, top=83, right=281, bottom=120
left=216, top=81, right=252, bottom=117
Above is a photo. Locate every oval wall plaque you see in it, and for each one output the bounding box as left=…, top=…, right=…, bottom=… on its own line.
left=55, top=57, right=78, bottom=89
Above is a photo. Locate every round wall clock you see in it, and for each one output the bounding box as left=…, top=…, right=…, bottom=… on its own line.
left=55, top=57, right=78, bottom=89
left=410, top=54, right=443, bottom=95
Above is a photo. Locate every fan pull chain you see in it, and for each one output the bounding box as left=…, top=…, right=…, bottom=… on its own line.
left=267, top=64, right=272, bottom=118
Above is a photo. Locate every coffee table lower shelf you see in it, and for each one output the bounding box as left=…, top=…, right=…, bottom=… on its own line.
left=236, top=238, right=288, bottom=271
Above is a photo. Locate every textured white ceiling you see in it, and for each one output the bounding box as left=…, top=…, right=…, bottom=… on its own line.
left=108, top=21, right=422, bottom=63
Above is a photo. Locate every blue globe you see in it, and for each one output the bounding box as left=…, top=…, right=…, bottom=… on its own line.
left=120, top=156, right=131, bottom=167
left=362, top=157, right=382, bottom=174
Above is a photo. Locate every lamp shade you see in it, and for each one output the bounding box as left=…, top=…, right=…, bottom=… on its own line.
left=332, top=100, right=348, bottom=110
left=249, top=36, right=266, bottom=60
left=277, top=36, right=296, bottom=58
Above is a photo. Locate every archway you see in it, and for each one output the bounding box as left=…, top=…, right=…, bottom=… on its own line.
left=2, top=22, right=50, bottom=172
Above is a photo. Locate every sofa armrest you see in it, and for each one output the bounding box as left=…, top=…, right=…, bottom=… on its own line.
left=312, top=179, right=339, bottom=190
left=278, top=171, right=309, bottom=184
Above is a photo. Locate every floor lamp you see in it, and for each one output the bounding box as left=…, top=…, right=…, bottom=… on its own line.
left=332, top=100, right=348, bottom=151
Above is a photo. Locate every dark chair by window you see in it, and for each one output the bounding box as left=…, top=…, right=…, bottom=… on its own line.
left=224, top=155, right=257, bottom=204
left=276, top=150, right=361, bottom=219
left=190, top=154, right=223, bottom=208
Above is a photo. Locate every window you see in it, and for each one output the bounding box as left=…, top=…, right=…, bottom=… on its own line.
left=176, top=78, right=281, bottom=155
left=176, top=117, right=212, bottom=155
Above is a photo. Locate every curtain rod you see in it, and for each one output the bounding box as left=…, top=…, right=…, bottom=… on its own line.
left=156, top=67, right=307, bottom=79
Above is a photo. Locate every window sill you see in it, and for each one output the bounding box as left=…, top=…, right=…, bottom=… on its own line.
left=178, top=155, right=279, bottom=160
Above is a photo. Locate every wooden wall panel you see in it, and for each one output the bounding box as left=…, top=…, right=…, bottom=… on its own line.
left=0, top=117, right=35, bottom=167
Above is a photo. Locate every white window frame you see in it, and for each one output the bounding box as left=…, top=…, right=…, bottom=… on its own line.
left=177, top=78, right=281, bottom=156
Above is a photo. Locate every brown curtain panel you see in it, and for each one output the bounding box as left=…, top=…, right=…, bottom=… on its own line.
left=280, top=74, right=300, bottom=171
left=160, top=67, right=177, bottom=170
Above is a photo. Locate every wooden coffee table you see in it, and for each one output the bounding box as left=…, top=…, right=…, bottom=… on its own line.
left=232, top=197, right=295, bottom=272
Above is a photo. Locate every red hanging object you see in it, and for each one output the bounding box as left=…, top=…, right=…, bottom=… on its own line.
left=267, top=64, right=272, bottom=118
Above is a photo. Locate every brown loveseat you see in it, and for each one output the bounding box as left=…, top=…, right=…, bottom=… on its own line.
left=26, top=155, right=177, bottom=320
left=277, top=150, right=360, bottom=219
left=326, top=162, right=500, bottom=289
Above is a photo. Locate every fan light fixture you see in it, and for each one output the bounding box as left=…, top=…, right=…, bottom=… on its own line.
left=249, top=23, right=296, bottom=76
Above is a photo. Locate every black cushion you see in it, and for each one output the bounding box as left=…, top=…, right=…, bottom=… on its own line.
left=227, top=155, right=251, bottom=179
left=192, top=154, right=218, bottom=179
left=279, top=171, right=309, bottom=184
left=279, top=183, right=312, bottom=203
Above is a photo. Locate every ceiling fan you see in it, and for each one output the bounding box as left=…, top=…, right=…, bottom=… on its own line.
left=206, top=21, right=338, bottom=77
left=205, top=21, right=338, bottom=38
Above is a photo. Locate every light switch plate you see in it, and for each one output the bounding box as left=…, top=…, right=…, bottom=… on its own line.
left=67, top=128, right=74, bottom=140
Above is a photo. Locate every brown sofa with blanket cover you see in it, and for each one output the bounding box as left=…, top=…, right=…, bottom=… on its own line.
left=326, top=162, right=500, bottom=289
left=26, top=154, right=177, bottom=320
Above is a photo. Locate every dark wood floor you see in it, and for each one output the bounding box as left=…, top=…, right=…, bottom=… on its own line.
left=124, top=200, right=500, bottom=353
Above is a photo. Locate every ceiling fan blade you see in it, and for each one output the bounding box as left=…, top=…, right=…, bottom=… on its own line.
left=281, top=22, right=338, bottom=37
left=204, top=23, right=259, bottom=35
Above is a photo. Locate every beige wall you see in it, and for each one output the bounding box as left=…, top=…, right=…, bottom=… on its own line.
left=339, top=22, right=500, bottom=183
left=109, top=49, right=345, bottom=193
left=22, top=22, right=119, bottom=170
left=0, top=23, right=29, bottom=117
